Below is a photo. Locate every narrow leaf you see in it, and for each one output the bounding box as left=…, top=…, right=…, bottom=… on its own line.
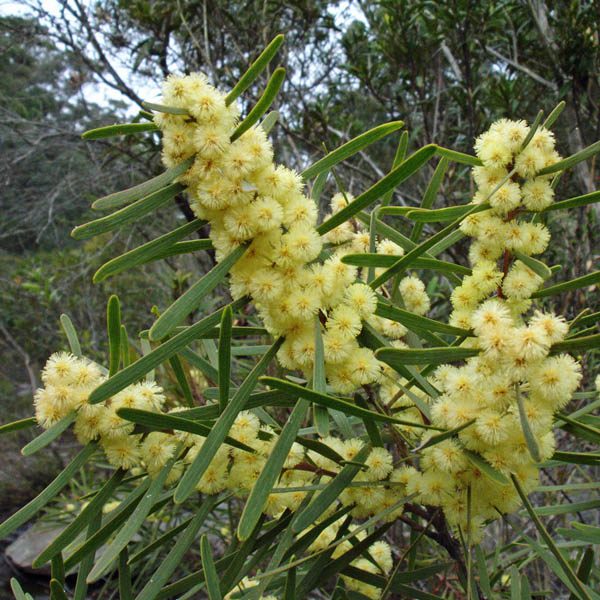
left=34, top=469, right=125, bottom=566
left=318, top=145, right=437, bottom=235
left=537, top=140, right=600, bottom=176
left=225, top=34, right=284, bottom=106
left=200, top=535, right=222, bottom=600
left=532, top=271, right=600, bottom=299
left=150, top=245, right=245, bottom=341
left=92, top=158, right=193, bottom=211
left=21, top=412, right=76, bottom=456
left=542, top=190, right=600, bottom=213
left=261, top=377, right=438, bottom=428
left=301, top=121, right=404, bottom=180
left=73, top=183, right=184, bottom=240
left=218, top=306, right=233, bottom=414
left=117, top=408, right=254, bottom=453
left=237, top=399, right=309, bottom=540
left=0, top=443, right=97, bottom=541
left=119, top=549, right=133, bottom=600
left=435, top=146, right=483, bottom=166
left=376, top=346, right=480, bottom=367
left=0, top=417, right=37, bottom=435
left=543, top=101, right=566, bottom=129
left=93, top=219, right=205, bottom=282
left=107, top=295, right=121, bottom=376
left=464, top=450, right=509, bottom=485
left=313, top=319, right=329, bottom=436
left=410, top=157, right=449, bottom=241
left=89, top=301, right=244, bottom=404
left=513, top=251, right=552, bottom=280
left=143, top=101, right=189, bottom=115
left=136, top=500, right=216, bottom=600
left=174, top=340, right=282, bottom=503
left=87, top=457, right=175, bottom=582
left=60, top=314, right=82, bottom=356
left=416, top=419, right=475, bottom=451
left=516, top=388, right=541, bottom=462
left=230, top=68, right=286, bottom=142
left=292, top=444, right=371, bottom=534
left=341, top=253, right=471, bottom=275
left=375, top=302, right=473, bottom=337
left=82, top=122, right=158, bottom=140
left=512, top=475, right=593, bottom=600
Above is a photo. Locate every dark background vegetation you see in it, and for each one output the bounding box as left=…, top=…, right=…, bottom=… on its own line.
left=0, top=0, right=598, bottom=596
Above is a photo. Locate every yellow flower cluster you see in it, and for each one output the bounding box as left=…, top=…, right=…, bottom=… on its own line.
left=407, top=119, right=582, bottom=540
left=155, top=74, right=430, bottom=394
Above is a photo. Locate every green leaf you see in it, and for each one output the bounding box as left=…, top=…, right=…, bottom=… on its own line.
left=404, top=202, right=490, bottom=223
left=543, top=101, right=566, bottom=129
left=119, top=549, right=133, bottom=600
left=87, top=457, right=176, bottom=582
left=128, top=516, right=192, bottom=565
left=435, top=146, right=483, bottom=166
left=550, top=334, right=600, bottom=355
left=143, top=101, right=189, bottom=115
left=542, top=190, right=600, bottom=213
left=416, top=419, right=475, bottom=451
left=520, top=109, right=544, bottom=151
left=225, top=34, right=284, bottom=105
left=218, top=306, right=233, bottom=414
left=301, top=121, right=404, bottom=180
left=513, top=251, right=553, bottom=280
left=82, top=122, right=158, bottom=140
left=376, top=346, right=480, bottom=367
left=410, top=157, right=449, bottom=241
left=572, top=547, right=595, bottom=600
left=369, top=203, right=478, bottom=288
left=107, top=295, right=122, bottom=376
left=150, top=245, right=246, bottom=341
left=60, top=314, right=82, bottom=356
left=136, top=500, right=216, bottom=600
left=0, top=443, right=97, bottom=541
left=341, top=253, right=471, bottom=275
left=64, top=480, right=150, bottom=571
left=516, top=388, right=541, bottom=462
left=92, top=158, right=193, bottom=211
left=117, top=408, right=254, bottom=453
left=464, top=450, right=509, bottom=485
left=552, top=450, right=600, bottom=465
left=313, top=319, right=329, bottom=436
left=537, top=139, right=600, bottom=176
left=318, top=145, right=437, bottom=235
left=93, top=219, right=205, bottom=282
left=261, top=377, right=439, bottom=428
left=534, top=500, right=600, bottom=517
left=89, top=301, right=244, bottom=404
left=73, top=512, right=102, bottom=600
left=375, top=302, right=473, bottom=337
left=200, top=534, right=222, bottom=600
left=291, top=445, right=371, bottom=533
left=0, top=417, right=37, bottom=435
left=34, top=469, right=125, bottom=567
left=238, top=399, right=309, bottom=540
left=261, top=110, right=279, bottom=134
left=284, top=568, right=296, bottom=600
left=558, top=524, right=600, bottom=544
left=512, top=475, right=594, bottom=600
left=10, top=578, right=28, bottom=600
left=49, top=579, right=68, bottom=600
left=73, top=182, right=184, bottom=240
left=311, top=169, right=329, bottom=202
left=174, top=339, right=282, bottom=504
left=19, top=412, right=75, bottom=457
left=532, top=271, right=600, bottom=298
left=230, top=67, right=286, bottom=142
